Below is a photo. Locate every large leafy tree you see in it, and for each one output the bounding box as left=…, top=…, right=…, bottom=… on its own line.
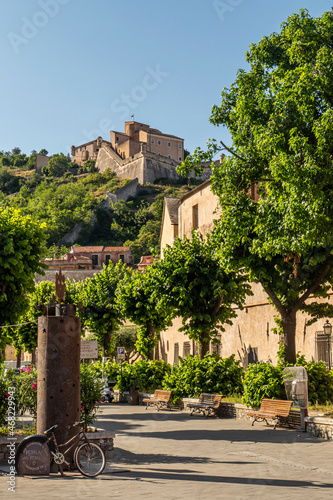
left=178, top=9, right=333, bottom=363
left=0, top=207, right=46, bottom=347
left=116, top=264, right=173, bottom=359
left=159, top=232, right=250, bottom=358
left=10, top=281, right=55, bottom=359
left=78, top=262, right=131, bottom=355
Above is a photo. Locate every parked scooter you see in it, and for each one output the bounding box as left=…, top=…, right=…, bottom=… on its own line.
left=101, top=380, right=116, bottom=403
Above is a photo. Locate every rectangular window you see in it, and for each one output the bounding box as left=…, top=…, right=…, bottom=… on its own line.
left=151, top=138, right=154, bottom=144
left=248, top=347, right=258, bottom=364
left=179, top=157, right=182, bottom=161
left=211, top=336, right=221, bottom=356
left=92, top=255, right=99, bottom=266
left=183, top=341, right=191, bottom=358
left=192, top=204, right=198, bottom=229
left=119, top=254, right=125, bottom=263
left=174, top=343, right=179, bottom=365
left=168, top=155, right=171, bottom=159
left=179, top=144, right=182, bottom=149
left=105, top=254, right=111, bottom=265
left=158, top=140, right=161, bottom=145
left=168, top=142, right=171, bottom=147
left=315, top=332, right=332, bottom=369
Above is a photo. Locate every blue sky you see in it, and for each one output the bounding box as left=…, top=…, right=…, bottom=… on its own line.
left=0, top=0, right=332, bottom=157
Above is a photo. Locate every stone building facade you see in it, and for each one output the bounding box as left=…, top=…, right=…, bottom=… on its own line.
left=35, top=153, right=50, bottom=174
left=72, top=121, right=215, bottom=185
left=69, top=245, right=133, bottom=268
left=36, top=246, right=133, bottom=284
left=110, top=121, right=184, bottom=163
left=158, top=180, right=332, bottom=367
left=71, top=137, right=112, bottom=166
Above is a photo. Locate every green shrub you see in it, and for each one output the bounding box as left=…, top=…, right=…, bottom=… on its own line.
left=163, top=355, right=244, bottom=404
left=80, top=363, right=104, bottom=430
left=242, top=351, right=333, bottom=407
left=133, top=360, right=171, bottom=392
left=242, top=362, right=285, bottom=407
left=89, top=361, right=120, bottom=382
left=299, top=359, right=333, bottom=404
left=115, top=363, right=136, bottom=392
left=14, top=366, right=38, bottom=420
left=2, top=364, right=104, bottom=430
left=89, top=360, right=171, bottom=393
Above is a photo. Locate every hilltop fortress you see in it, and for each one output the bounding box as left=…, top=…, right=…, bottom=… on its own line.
left=71, top=121, right=212, bottom=184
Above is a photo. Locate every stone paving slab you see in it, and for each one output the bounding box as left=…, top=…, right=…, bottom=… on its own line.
left=1, top=404, right=333, bottom=500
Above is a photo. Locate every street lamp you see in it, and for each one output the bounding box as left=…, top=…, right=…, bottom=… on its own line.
left=323, top=319, right=332, bottom=337
left=323, top=320, right=332, bottom=370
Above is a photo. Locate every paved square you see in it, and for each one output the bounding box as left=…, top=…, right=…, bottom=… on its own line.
left=1, top=404, right=333, bottom=499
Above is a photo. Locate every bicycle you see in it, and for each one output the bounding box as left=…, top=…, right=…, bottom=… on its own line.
left=15, top=421, right=106, bottom=477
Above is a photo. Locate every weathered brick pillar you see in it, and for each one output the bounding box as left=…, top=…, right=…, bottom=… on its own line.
left=37, top=306, right=81, bottom=450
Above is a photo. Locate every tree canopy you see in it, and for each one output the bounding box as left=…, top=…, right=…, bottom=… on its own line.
left=158, top=232, right=251, bottom=357
left=0, top=207, right=46, bottom=347
left=78, top=262, right=131, bottom=355
left=43, top=153, right=71, bottom=177
left=10, top=281, right=55, bottom=355
left=178, top=9, right=333, bottom=363
left=116, top=264, right=173, bottom=359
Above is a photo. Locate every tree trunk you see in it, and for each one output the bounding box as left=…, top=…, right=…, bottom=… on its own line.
left=281, top=310, right=297, bottom=364
left=16, top=350, right=22, bottom=369
left=31, top=349, right=36, bottom=365
left=147, top=325, right=155, bottom=360
left=199, top=332, right=210, bottom=359
left=103, top=332, right=111, bottom=357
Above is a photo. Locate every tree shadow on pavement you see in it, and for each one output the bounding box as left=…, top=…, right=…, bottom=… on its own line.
left=111, top=447, right=261, bottom=466
left=124, top=427, right=321, bottom=445
left=113, top=468, right=333, bottom=490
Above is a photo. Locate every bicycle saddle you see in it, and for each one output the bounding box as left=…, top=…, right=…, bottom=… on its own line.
left=44, top=424, right=58, bottom=434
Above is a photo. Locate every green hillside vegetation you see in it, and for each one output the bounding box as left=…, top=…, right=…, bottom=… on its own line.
left=0, top=147, right=201, bottom=263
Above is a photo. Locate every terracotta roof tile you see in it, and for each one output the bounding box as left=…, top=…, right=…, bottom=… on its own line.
left=104, top=247, right=130, bottom=252
left=72, top=246, right=104, bottom=253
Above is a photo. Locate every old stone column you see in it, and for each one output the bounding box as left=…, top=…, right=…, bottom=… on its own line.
left=37, top=305, right=81, bottom=448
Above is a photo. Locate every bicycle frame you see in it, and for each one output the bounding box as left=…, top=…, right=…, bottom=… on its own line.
left=47, top=426, right=88, bottom=476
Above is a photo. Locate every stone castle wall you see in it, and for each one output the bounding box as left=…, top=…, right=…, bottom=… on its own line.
left=96, top=142, right=181, bottom=184
left=113, top=178, right=139, bottom=201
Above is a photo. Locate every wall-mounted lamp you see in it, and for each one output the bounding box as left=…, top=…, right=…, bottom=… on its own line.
left=323, top=319, right=332, bottom=337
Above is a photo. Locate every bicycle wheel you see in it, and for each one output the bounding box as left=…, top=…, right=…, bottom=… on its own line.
left=15, top=435, right=51, bottom=475
left=75, top=442, right=106, bottom=477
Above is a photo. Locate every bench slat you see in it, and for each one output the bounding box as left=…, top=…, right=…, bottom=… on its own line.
left=249, top=399, right=293, bottom=429
left=188, top=393, right=225, bottom=418
left=143, top=390, right=172, bottom=410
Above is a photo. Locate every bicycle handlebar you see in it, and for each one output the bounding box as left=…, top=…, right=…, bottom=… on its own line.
left=66, top=421, right=85, bottom=429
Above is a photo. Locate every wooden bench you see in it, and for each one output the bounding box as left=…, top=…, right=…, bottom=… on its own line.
left=187, top=393, right=225, bottom=418
left=248, top=399, right=293, bottom=429
left=142, top=390, right=172, bottom=411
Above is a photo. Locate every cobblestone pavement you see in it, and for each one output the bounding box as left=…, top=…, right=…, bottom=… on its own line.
left=1, top=404, right=333, bottom=500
